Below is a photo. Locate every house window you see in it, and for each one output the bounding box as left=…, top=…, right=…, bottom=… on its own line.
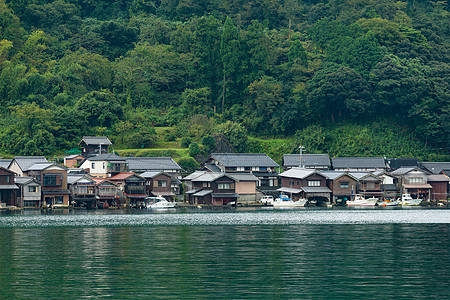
left=103, top=163, right=106, bottom=169
left=366, top=182, right=375, bottom=189
left=6, top=176, right=9, bottom=183
left=229, top=167, right=237, bottom=171
left=410, top=177, right=423, bottom=184
left=92, top=162, right=95, bottom=169
left=218, top=183, right=232, bottom=190
left=260, top=167, right=267, bottom=171
left=158, top=180, right=167, bottom=187
left=43, top=174, right=62, bottom=187
left=340, top=182, right=349, bottom=188
left=28, top=186, right=38, bottom=193
left=244, top=167, right=251, bottom=171
left=308, top=180, right=320, bottom=187
left=297, top=181, right=300, bottom=185
left=202, top=182, right=210, bottom=188
left=289, top=180, right=295, bottom=186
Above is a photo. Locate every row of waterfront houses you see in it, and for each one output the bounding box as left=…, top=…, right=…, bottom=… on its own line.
left=1, top=136, right=449, bottom=208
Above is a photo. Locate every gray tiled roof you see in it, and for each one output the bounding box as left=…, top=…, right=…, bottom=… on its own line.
left=192, top=172, right=227, bottom=182
left=319, top=171, right=349, bottom=180
left=421, top=162, right=450, bottom=174
left=283, top=154, right=331, bottom=167
left=203, top=163, right=221, bottom=172
left=139, top=171, right=163, bottom=178
left=211, top=153, right=279, bottom=168
left=14, top=176, right=35, bottom=185
left=228, top=173, right=259, bottom=182
left=89, top=153, right=126, bottom=162
left=0, top=159, right=12, bottom=169
left=127, top=157, right=181, bottom=171
left=13, top=156, right=48, bottom=171
left=390, top=167, right=420, bottom=176
left=332, top=157, right=386, bottom=169
left=26, top=162, right=54, bottom=171
left=183, top=171, right=207, bottom=181
left=427, top=174, right=450, bottom=182
left=79, top=136, right=112, bottom=145
left=67, top=175, right=84, bottom=184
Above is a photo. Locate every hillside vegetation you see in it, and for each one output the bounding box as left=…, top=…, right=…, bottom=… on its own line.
left=0, top=0, right=448, bottom=161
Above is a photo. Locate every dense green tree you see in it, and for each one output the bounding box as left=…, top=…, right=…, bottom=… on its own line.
left=307, top=64, right=372, bottom=121
left=220, top=16, right=242, bottom=113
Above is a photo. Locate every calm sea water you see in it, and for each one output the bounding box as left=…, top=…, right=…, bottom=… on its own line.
left=0, top=208, right=449, bottom=299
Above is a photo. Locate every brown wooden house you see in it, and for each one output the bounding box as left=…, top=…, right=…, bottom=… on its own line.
left=78, top=136, right=112, bottom=157
left=352, top=173, right=384, bottom=199
left=190, top=173, right=239, bottom=205
left=321, top=171, right=358, bottom=205
left=140, top=171, right=175, bottom=200
left=109, top=172, right=146, bottom=207
left=26, top=162, right=70, bottom=207
left=427, top=174, right=449, bottom=201
left=0, top=167, right=19, bottom=206
left=278, top=168, right=331, bottom=205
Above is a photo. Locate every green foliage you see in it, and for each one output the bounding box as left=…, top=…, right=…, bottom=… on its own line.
left=177, top=157, right=198, bottom=174
left=188, top=142, right=200, bottom=157
left=180, top=137, right=192, bottom=148
left=0, top=0, right=447, bottom=160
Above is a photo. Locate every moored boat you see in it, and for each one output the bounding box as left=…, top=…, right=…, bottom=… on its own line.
left=399, top=194, right=422, bottom=206
left=346, top=195, right=377, bottom=207
left=146, top=196, right=176, bottom=209
left=272, top=194, right=307, bottom=207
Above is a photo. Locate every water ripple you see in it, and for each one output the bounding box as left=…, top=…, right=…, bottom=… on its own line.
left=0, top=209, right=449, bottom=228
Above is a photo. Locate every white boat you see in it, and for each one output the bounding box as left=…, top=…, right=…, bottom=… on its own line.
left=272, top=195, right=307, bottom=207
left=399, top=194, right=422, bottom=206
left=146, top=196, right=176, bottom=209
left=346, top=195, right=378, bottom=207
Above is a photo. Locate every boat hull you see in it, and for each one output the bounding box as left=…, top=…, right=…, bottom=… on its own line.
left=273, top=199, right=307, bottom=208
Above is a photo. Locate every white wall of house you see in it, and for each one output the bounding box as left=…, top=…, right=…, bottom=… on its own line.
left=80, top=160, right=107, bottom=177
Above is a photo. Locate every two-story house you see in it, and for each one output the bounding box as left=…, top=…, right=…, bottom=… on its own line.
left=321, top=171, right=358, bottom=205
left=282, top=154, right=331, bottom=171
left=78, top=136, right=112, bottom=157
left=390, top=167, right=432, bottom=200
left=140, top=171, right=175, bottom=200
left=26, top=162, right=71, bottom=207
left=203, top=153, right=279, bottom=194
left=109, top=172, right=146, bottom=207
left=332, top=157, right=387, bottom=172
left=67, top=174, right=97, bottom=207
left=278, top=168, right=331, bottom=205
left=126, top=157, right=182, bottom=194
left=80, top=153, right=128, bottom=178
left=0, top=167, right=18, bottom=207
left=189, top=173, right=239, bottom=205
left=351, top=173, right=384, bottom=199
left=14, top=176, right=41, bottom=208
left=92, top=178, right=119, bottom=208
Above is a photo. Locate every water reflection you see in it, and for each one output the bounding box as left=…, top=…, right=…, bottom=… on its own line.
left=0, top=210, right=449, bottom=299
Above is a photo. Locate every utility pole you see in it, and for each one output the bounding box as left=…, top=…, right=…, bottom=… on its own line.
left=298, top=145, right=305, bottom=168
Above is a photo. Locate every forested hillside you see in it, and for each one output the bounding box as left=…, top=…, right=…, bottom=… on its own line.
left=0, top=0, right=448, bottom=160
